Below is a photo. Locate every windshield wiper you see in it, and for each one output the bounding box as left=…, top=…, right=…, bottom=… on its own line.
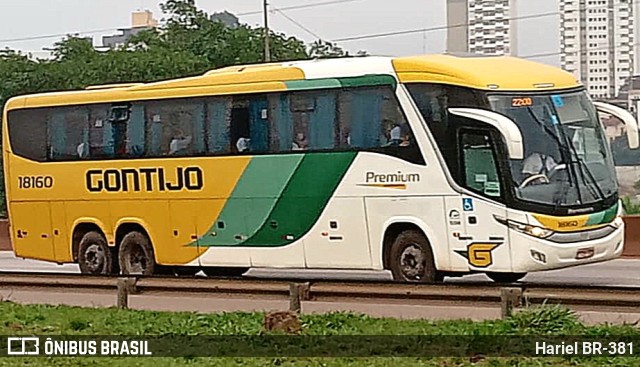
left=525, top=107, right=583, bottom=205
left=526, top=107, right=605, bottom=203
left=562, top=131, right=606, bottom=202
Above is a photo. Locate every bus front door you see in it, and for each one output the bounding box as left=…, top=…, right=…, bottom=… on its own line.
left=451, top=128, right=512, bottom=273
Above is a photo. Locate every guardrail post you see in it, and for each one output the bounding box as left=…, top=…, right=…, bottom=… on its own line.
left=500, top=287, right=522, bottom=319
left=289, top=282, right=310, bottom=313
left=117, top=277, right=137, bottom=309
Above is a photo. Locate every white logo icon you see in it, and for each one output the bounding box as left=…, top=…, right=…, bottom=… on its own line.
left=7, top=337, right=40, bottom=355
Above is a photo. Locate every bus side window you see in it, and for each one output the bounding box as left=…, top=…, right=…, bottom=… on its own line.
left=206, top=97, right=232, bottom=154
left=6, top=109, right=48, bottom=162
left=230, top=100, right=251, bottom=153
left=88, top=105, right=113, bottom=159
left=340, top=86, right=423, bottom=165
left=49, top=107, right=90, bottom=160
left=461, top=130, right=502, bottom=199
left=144, top=99, right=206, bottom=157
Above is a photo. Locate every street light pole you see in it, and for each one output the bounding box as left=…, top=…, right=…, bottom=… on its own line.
left=264, top=0, right=271, bottom=62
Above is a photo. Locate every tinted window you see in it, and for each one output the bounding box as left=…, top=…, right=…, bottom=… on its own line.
left=6, top=86, right=423, bottom=164
left=268, top=90, right=338, bottom=152
left=144, top=99, right=207, bottom=157
left=7, top=109, right=48, bottom=161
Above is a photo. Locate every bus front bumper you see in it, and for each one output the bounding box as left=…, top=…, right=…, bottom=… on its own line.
left=509, top=224, right=624, bottom=273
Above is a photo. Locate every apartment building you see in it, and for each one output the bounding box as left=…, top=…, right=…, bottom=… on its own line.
left=447, top=0, right=519, bottom=56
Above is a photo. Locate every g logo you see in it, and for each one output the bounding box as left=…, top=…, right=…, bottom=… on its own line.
left=468, top=243, right=499, bottom=268
left=455, top=242, right=501, bottom=268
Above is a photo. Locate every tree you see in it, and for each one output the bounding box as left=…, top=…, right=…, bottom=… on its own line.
left=308, top=39, right=369, bottom=59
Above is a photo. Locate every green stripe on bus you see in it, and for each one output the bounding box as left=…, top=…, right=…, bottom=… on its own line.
left=337, top=75, right=397, bottom=89
left=196, top=155, right=305, bottom=247
left=241, top=152, right=357, bottom=247
left=585, top=202, right=619, bottom=226
left=285, top=79, right=342, bottom=90
left=284, top=75, right=397, bottom=92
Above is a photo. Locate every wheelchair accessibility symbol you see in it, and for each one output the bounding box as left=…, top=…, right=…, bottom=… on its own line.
left=462, top=198, right=474, bottom=212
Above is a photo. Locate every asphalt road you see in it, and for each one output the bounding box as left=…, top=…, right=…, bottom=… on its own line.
left=1, top=251, right=638, bottom=287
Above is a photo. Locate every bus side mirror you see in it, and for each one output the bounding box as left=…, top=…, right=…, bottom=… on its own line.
left=448, top=108, right=524, bottom=160
left=593, top=101, right=639, bottom=150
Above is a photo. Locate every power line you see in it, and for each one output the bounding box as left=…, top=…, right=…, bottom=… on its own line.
left=0, top=0, right=635, bottom=53
left=0, top=28, right=125, bottom=44
left=329, top=0, right=640, bottom=43
left=521, top=41, right=636, bottom=61
left=331, top=11, right=560, bottom=42
left=272, top=7, right=324, bottom=41
left=237, top=0, right=366, bottom=16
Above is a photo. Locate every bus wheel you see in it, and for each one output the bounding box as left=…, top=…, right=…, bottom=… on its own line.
left=202, top=267, right=249, bottom=277
left=389, top=229, right=440, bottom=283
left=486, top=272, right=527, bottom=283
left=119, top=231, right=156, bottom=275
left=78, top=231, right=114, bottom=275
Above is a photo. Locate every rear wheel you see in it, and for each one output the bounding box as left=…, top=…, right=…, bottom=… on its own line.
left=78, top=231, right=115, bottom=275
left=388, top=229, right=441, bottom=283
left=486, top=272, right=527, bottom=283
left=119, top=231, right=156, bottom=275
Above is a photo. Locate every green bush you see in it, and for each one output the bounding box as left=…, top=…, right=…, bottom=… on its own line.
left=622, top=196, right=640, bottom=215
left=506, top=304, right=582, bottom=334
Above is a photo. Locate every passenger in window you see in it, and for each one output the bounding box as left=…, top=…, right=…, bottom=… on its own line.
left=522, top=153, right=557, bottom=178
left=399, top=125, right=412, bottom=147
left=292, top=132, right=309, bottom=151
left=169, top=129, right=193, bottom=155
left=388, top=124, right=402, bottom=146
left=236, top=137, right=251, bottom=153
left=521, top=139, right=559, bottom=185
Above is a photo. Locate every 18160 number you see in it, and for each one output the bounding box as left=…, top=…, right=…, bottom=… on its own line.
left=18, top=176, right=54, bottom=189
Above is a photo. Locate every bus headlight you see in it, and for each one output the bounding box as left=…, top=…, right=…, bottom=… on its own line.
left=494, top=215, right=554, bottom=239
left=507, top=221, right=554, bottom=239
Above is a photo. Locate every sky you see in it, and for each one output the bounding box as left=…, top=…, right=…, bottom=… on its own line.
left=0, top=0, right=561, bottom=66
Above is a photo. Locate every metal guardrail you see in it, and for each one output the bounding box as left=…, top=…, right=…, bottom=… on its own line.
left=0, top=272, right=639, bottom=318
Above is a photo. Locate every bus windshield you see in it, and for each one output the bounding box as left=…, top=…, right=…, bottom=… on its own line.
left=488, top=91, right=617, bottom=208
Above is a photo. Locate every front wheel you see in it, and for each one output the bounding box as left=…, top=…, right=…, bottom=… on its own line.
left=486, top=272, right=527, bottom=283
left=119, top=231, right=156, bottom=275
left=388, top=229, right=441, bottom=283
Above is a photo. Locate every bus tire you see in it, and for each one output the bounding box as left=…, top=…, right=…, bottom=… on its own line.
left=118, top=231, right=156, bottom=275
left=486, top=272, right=527, bottom=283
left=388, top=229, right=440, bottom=283
left=78, top=231, right=114, bottom=275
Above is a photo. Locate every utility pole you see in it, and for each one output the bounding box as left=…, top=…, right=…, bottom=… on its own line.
left=263, top=0, right=271, bottom=62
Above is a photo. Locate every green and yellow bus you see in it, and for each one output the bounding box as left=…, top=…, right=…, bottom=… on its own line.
left=3, top=54, right=638, bottom=282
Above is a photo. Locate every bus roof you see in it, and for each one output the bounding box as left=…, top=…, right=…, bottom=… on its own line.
left=5, top=54, right=582, bottom=111
left=392, top=54, right=581, bottom=91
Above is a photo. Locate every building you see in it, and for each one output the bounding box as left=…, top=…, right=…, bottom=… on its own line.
left=102, top=10, right=159, bottom=49
left=446, top=0, right=518, bottom=56
left=560, top=0, right=634, bottom=99
left=635, top=0, right=640, bottom=74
